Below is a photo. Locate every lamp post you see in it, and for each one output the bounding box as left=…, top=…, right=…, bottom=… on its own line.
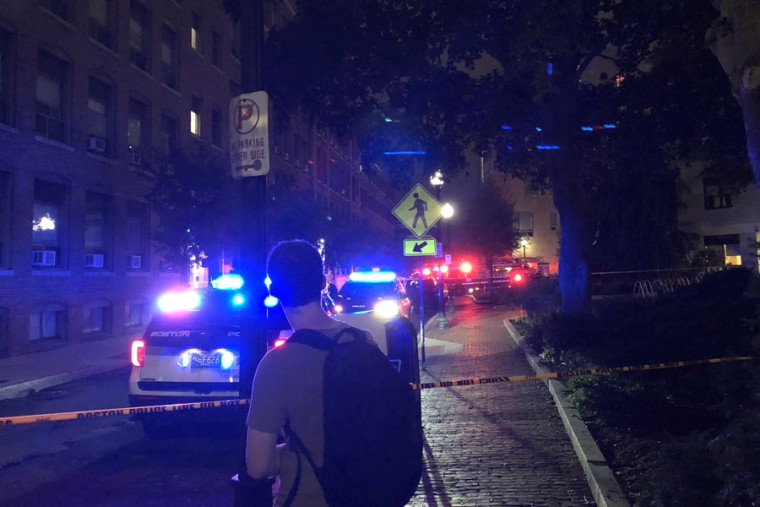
left=520, top=238, right=528, bottom=259
left=429, top=170, right=449, bottom=328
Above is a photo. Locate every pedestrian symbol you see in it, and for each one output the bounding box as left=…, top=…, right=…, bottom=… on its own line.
left=392, top=184, right=442, bottom=238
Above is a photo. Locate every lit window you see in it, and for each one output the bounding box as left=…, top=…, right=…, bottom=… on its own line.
left=703, top=178, right=732, bottom=210
left=190, top=96, right=202, bottom=136
left=191, top=12, right=202, bottom=52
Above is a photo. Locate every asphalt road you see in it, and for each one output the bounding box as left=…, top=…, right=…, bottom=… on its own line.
left=0, top=367, right=245, bottom=507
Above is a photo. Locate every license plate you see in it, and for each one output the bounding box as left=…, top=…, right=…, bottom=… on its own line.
left=191, top=353, right=222, bottom=368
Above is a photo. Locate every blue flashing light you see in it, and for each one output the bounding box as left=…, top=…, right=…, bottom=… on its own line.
left=603, top=123, right=617, bottom=129
left=231, top=293, right=246, bottom=307
left=211, top=273, right=244, bottom=290
left=507, top=145, right=513, bottom=151
left=547, top=62, right=553, bottom=76
left=349, top=270, right=397, bottom=283
left=264, top=276, right=272, bottom=289
left=500, top=125, right=512, bottom=131
left=536, top=144, right=560, bottom=150
left=264, top=295, right=279, bottom=308
left=385, top=117, right=393, bottom=123
left=535, top=127, right=542, bottom=132
left=382, top=151, right=427, bottom=156
left=158, top=290, right=201, bottom=313
left=580, top=126, right=594, bottom=132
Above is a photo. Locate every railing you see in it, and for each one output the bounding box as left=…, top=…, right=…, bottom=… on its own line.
left=592, top=267, right=720, bottom=299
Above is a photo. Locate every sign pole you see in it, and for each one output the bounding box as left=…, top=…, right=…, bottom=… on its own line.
left=419, top=257, right=425, bottom=367
left=238, top=0, right=266, bottom=401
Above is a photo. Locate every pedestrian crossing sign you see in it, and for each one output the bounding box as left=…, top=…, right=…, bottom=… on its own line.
left=392, top=183, right=443, bottom=238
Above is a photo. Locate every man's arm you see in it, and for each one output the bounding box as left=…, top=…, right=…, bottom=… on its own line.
left=246, top=427, right=283, bottom=479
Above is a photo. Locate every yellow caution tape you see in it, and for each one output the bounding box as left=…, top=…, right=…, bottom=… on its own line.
left=0, top=398, right=248, bottom=426
left=411, top=355, right=754, bottom=390
left=0, top=356, right=754, bottom=426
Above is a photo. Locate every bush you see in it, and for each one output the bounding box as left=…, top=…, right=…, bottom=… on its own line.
left=517, top=268, right=760, bottom=505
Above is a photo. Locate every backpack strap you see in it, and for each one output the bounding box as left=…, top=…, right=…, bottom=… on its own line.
left=287, top=326, right=367, bottom=350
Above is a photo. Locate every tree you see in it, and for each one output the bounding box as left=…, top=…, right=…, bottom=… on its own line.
left=261, top=0, right=752, bottom=313
left=453, top=176, right=517, bottom=282
left=148, top=149, right=239, bottom=277
left=707, top=0, right=760, bottom=188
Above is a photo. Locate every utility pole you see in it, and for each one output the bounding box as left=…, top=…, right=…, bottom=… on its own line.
left=238, top=0, right=266, bottom=400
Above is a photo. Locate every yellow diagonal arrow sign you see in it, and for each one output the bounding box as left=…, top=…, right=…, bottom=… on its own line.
left=403, top=238, right=437, bottom=256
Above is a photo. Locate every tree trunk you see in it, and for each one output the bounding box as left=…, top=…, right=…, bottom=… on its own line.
left=707, top=0, right=760, bottom=188
left=553, top=189, right=592, bottom=314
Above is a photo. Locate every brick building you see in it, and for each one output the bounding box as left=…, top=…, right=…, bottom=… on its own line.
left=0, top=0, right=398, bottom=358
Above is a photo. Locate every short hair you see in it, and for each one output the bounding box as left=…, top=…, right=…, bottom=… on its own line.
left=266, top=240, right=324, bottom=307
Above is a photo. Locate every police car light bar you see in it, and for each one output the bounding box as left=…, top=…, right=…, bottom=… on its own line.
left=349, top=270, right=397, bottom=283
left=157, top=290, right=202, bottom=313
left=211, top=273, right=245, bottom=290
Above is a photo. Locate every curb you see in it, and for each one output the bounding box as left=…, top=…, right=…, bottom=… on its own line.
left=503, top=318, right=631, bottom=507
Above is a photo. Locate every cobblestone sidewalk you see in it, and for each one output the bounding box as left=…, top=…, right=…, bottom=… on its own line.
left=407, top=305, right=595, bottom=506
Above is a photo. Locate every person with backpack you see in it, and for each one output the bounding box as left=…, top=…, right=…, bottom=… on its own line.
left=244, top=239, right=422, bottom=507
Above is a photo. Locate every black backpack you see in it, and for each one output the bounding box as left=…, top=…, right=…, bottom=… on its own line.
left=284, top=327, right=423, bottom=507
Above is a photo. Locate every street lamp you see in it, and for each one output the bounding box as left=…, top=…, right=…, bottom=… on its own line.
left=429, top=171, right=449, bottom=328
left=520, top=238, right=528, bottom=258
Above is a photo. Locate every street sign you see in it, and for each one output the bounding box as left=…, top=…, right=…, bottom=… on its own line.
left=230, top=91, right=270, bottom=178
left=403, top=238, right=437, bottom=256
left=392, top=183, right=443, bottom=238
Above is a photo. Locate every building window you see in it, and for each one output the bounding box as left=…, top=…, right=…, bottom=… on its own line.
left=550, top=212, right=558, bottom=231
left=129, top=0, right=151, bottom=72
left=0, top=172, right=10, bottom=269
left=127, top=98, right=149, bottom=165
left=230, top=20, right=240, bottom=60
left=39, top=0, right=73, bottom=22
left=190, top=96, right=202, bottom=136
left=514, top=211, right=534, bottom=237
left=212, top=30, right=221, bottom=67
left=703, top=178, right=732, bottom=210
left=85, top=191, right=112, bottom=269
left=160, top=24, right=178, bottom=89
left=0, top=28, right=14, bottom=126
left=127, top=200, right=146, bottom=269
left=89, top=0, right=115, bottom=49
left=87, top=77, right=113, bottom=155
left=36, top=50, right=68, bottom=142
left=33, top=179, right=67, bottom=268
left=29, top=304, right=66, bottom=341
left=84, top=300, right=111, bottom=333
left=191, top=12, right=202, bottom=53
left=125, top=302, right=146, bottom=326
left=211, top=108, right=221, bottom=147
left=160, top=114, right=177, bottom=156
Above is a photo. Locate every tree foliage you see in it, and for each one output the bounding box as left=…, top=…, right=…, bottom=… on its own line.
left=260, top=0, right=750, bottom=313
left=148, top=149, right=240, bottom=275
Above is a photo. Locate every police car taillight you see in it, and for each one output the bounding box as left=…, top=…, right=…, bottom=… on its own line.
left=131, top=340, right=146, bottom=367
left=274, top=338, right=287, bottom=348
left=512, top=272, right=524, bottom=283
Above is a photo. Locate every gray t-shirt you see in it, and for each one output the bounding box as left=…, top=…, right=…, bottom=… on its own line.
left=247, top=324, right=374, bottom=507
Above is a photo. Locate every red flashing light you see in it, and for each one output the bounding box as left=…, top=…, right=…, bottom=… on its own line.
left=460, top=262, right=473, bottom=274
left=131, top=340, right=146, bottom=367
left=274, top=338, right=287, bottom=348
left=512, top=273, right=524, bottom=283
left=422, top=268, right=431, bottom=276
left=440, top=265, right=449, bottom=274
